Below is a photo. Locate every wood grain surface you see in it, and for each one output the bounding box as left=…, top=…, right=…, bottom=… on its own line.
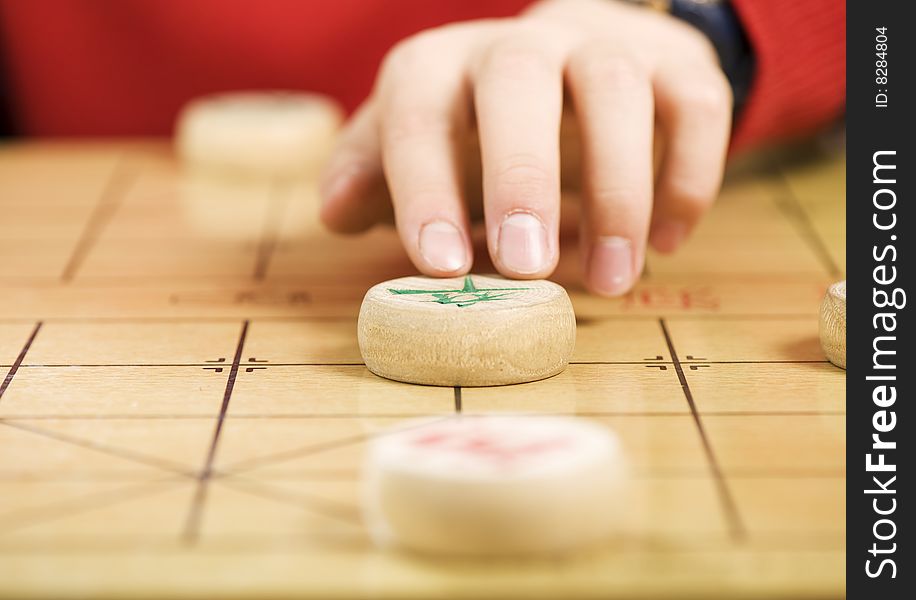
left=0, top=140, right=846, bottom=599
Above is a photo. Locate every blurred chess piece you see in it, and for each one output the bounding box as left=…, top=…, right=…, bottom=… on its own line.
left=174, top=91, right=341, bottom=241
left=819, top=280, right=846, bottom=369
left=175, top=91, right=343, bottom=180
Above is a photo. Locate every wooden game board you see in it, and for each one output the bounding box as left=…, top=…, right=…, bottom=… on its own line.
left=0, top=141, right=845, bottom=599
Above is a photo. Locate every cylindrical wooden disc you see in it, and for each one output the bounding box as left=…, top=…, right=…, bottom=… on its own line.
left=358, top=275, right=576, bottom=386
left=819, top=280, right=846, bottom=369
left=175, top=91, right=343, bottom=178
left=362, top=415, right=627, bottom=556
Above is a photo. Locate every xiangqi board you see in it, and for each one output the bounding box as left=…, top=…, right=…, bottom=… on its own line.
left=0, top=141, right=845, bottom=599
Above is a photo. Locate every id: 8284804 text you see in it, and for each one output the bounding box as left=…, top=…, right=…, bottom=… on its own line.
left=875, top=27, right=888, bottom=108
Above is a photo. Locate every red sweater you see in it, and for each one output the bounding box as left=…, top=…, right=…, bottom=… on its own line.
left=0, top=0, right=844, bottom=151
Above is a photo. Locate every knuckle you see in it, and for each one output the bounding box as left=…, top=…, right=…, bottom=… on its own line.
left=380, top=48, right=417, bottom=82
left=664, top=174, right=717, bottom=211
left=400, top=178, right=456, bottom=202
left=378, top=40, right=412, bottom=79
left=673, top=74, right=732, bottom=117
left=478, top=39, right=554, bottom=81
left=493, top=156, right=557, bottom=203
left=590, top=202, right=645, bottom=234
left=380, top=30, right=447, bottom=80
left=383, top=109, right=452, bottom=143
left=574, top=51, right=647, bottom=92
left=589, top=182, right=651, bottom=211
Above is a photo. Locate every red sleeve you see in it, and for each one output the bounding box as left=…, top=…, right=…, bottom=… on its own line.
left=1, top=0, right=844, bottom=143
left=729, top=0, right=846, bottom=152
left=0, top=0, right=531, bottom=136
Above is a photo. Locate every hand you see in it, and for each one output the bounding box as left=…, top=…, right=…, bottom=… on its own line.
left=319, top=0, right=732, bottom=296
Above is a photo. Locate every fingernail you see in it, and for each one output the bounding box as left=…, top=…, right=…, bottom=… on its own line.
left=497, top=212, right=550, bottom=274
left=588, top=236, right=633, bottom=297
left=650, top=221, right=688, bottom=253
left=419, top=221, right=468, bottom=272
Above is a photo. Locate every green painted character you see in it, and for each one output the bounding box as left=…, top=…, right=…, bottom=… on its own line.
left=389, top=276, right=531, bottom=308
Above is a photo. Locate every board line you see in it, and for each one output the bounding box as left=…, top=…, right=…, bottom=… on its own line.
left=220, top=417, right=456, bottom=475
left=14, top=362, right=366, bottom=368
left=0, top=480, right=182, bottom=535
left=216, top=476, right=361, bottom=524
left=0, top=410, right=846, bottom=420
left=0, top=419, right=196, bottom=476
left=0, top=321, right=42, bottom=405
left=59, top=160, right=136, bottom=283
left=182, top=319, right=249, bottom=544
left=221, top=431, right=375, bottom=475
left=770, top=166, right=842, bottom=278
left=0, top=314, right=823, bottom=324
left=659, top=318, right=747, bottom=542
left=252, top=181, right=289, bottom=281
left=4, top=359, right=830, bottom=369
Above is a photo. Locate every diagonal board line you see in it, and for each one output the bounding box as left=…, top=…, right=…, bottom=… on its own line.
left=0, top=470, right=190, bottom=481
left=252, top=180, right=289, bottom=281
left=658, top=318, right=746, bottom=542
left=0, top=479, right=183, bottom=534
left=220, top=431, right=375, bottom=475
left=0, top=420, right=196, bottom=477
left=182, top=320, right=249, bottom=543
left=215, top=475, right=361, bottom=525
left=769, top=165, right=842, bottom=278
left=60, top=160, right=136, bottom=283
left=0, top=321, right=42, bottom=404
left=218, top=417, right=453, bottom=476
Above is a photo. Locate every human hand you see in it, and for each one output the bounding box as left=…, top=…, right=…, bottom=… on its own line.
left=319, top=0, right=732, bottom=296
